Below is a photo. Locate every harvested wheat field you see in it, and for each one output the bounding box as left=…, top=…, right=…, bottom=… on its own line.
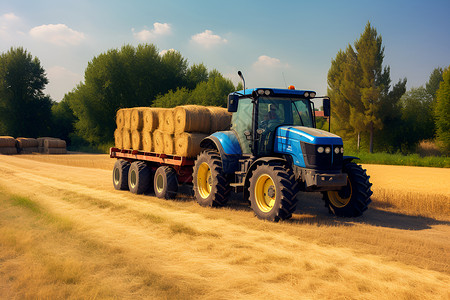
left=0, top=154, right=449, bottom=299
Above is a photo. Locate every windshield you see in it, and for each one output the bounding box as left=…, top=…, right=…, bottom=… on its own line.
left=258, top=97, right=314, bottom=128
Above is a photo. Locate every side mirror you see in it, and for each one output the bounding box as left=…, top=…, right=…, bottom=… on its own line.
left=228, top=94, right=239, bottom=112
left=323, top=98, right=330, bottom=117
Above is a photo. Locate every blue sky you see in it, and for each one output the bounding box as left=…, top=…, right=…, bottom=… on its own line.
left=1, top=0, right=449, bottom=101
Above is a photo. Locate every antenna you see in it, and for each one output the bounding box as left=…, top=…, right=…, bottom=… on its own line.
left=282, top=72, right=287, bottom=88
left=238, top=71, right=245, bottom=91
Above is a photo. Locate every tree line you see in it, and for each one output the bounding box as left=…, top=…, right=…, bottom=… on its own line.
left=327, top=22, right=449, bottom=155
left=0, top=27, right=449, bottom=154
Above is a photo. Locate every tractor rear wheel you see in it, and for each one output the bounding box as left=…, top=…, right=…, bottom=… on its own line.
left=128, top=161, right=152, bottom=194
left=249, top=162, right=299, bottom=222
left=193, top=150, right=230, bottom=207
left=324, top=162, right=372, bottom=217
left=154, top=166, right=178, bottom=199
left=113, top=159, right=130, bottom=190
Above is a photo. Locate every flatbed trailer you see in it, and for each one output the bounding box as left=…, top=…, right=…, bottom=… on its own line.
left=110, top=147, right=195, bottom=198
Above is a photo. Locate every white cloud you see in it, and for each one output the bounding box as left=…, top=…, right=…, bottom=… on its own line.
left=2, top=12, right=19, bottom=22
left=132, top=22, right=171, bottom=41
left=191, top=30, right=227, bottom=48
left=253, top=55, right=289, bottom=68
left=45, top=66, right=83, bottom=101
left=0, top=12, right=25, bottom=38
left=29, top=24, right=85, bottom=46
left=159, top=48, right=176, bottom=56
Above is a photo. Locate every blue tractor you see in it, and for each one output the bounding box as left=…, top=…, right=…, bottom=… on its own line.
left=192, top=72, right=372, bottom=221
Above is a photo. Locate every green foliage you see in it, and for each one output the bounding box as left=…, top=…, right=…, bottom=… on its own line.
left=51, top=99, right=76, bottom=143
left=434, top=66, right=450, bottom=154
left=0, top=47, right=53, bottom=137
left=152, top=70, right=236, bottom=108
left=426, top=67, right=444, bottom=100
left=327, top=22, right=404, bottom=153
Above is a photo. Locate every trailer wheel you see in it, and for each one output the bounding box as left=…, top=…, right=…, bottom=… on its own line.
left=249, top=163, right=299, bottom=222
left=324, top=162, right=372, bottom=217
left=154, top=166, right=178, bottom=199
left=193, top=150, right=230, bottom=207
left=128, top=161, right=152, bottom=194
left=113, top=159, right=130, bottom=190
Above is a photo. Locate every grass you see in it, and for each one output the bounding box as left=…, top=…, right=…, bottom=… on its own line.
left=345, top=150, right=450, bottom=168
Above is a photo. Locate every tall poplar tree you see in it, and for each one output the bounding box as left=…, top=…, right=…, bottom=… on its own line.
left=328, top=22, right=394, bottom=152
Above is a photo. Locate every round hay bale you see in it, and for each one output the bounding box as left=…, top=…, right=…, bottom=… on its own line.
left=143, top=108, right=167, bottom=131
left=122, top=129, right=132, bottom=149
left=45, top=148, right=67, bottom=154
left=206, top=106, right=232, bottom=133
left=163, top=133, right=174, bottom=155
left=130, top=107, right=148, bottom=131
left=152, top=130, right=164, bottom=153
left=37, top=137, right=57, bottom=147
left=114, top=129, right=123, bottom=149
left=131, top=130, right=143, bottom=150
left=116, top=109, right=125, bottom=129
left=0, top=147, right=17, bottom=155
left=163, top=109, right=175, bottom=133
left=175, top=132, right=208, bottom=157
left=173, top=105, right=211, bottom=134
left=142, top=130, right=152, bottom=152
left=44, top=139, right=66, bottom=149
left=38, top=146, right=45, bottom=153
left=20, top=147, right=39, bottom=154
left=123, top=109, right=132, bottom=129
left=17, top=137, right=39, bottom=148
left=0, top=136, right=16, bottom=147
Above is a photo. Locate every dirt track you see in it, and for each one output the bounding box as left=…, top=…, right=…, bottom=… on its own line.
left=0, top=154, right=449, bottom=299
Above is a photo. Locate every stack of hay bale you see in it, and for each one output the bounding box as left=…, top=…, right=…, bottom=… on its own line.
left=16, top=137, right=39, bottom=154
left=37, top=137, right=67, bottom=154
left=0, top=136, right=17, bottom=155
left=115, top=105, right=232, bottom=157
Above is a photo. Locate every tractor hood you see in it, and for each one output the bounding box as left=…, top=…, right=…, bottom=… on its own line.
left=274, top=126, right=343, bottom=169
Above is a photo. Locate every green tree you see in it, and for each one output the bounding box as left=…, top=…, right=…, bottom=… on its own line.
left=434, top=66, right=450, bottom=154
left=0, top=47, right=52, bottom=137
left=51, top=99, right=76, bottom=143
left=426, top=67, right=444, bottom=100
left=327, top=22, right=401, bottom=153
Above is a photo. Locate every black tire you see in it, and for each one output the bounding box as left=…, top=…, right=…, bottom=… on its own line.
left=193, top=150, right=230, bottom=207
left=154, top=166, right=178, bottom=199
left=128, top=161, right=152, bottom=194
left=113, top=159, right=130, bottom=190
left=324, top=162, right=372, bottom=217
left=249, top=162, right=299, bottom=222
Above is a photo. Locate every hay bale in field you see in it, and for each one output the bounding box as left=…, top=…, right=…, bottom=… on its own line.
left=153, top=130, right=164, bottom=153
left=20, top=147, right=39, bottom=154
left=17, top=137, right=39, bottom=148
left=142, top=130, right=152, bottom=152
left=143, top=108, right=167, bottom=131
left=44, top=139, right=66, bottom=149
left=131, top=130, right=142, bottom=150
left=45, top=148, right=67, bottom=154
left=174, top=105, right=211, bottom=134
left=0, top=147, right=17, bottom=155
left=130, top=107, right=149, bottom=131
left=163, top=109, right=175, bottom=133
left=175, top=132, right=208, bottom=157
left=116, top=109, right=125, bottom=129
left=114, top=129, right=123, bottom=149
left=37, top=137, right=59, bottom=147
left=163, top=132, right=174, bottom=155
left=122, top=129, right=132, bottom=149
left=207, top=106, right=232, bottom=132
left=0, top=136, right=16, bottom=147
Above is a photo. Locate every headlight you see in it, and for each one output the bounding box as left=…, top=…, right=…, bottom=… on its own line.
left=264, top=90, right=271, bottom=96
left=334, top=147, right=340, bottom=154
left=310, top=92, right=316, bottom=98
left=257, top=89, right=264, bottom=95
left=317, top=146, right=324, bottom=153
left=325, top=147, right=331, bottom=154
left=304, top=92, right=309, bottom=98
left=340, top=147, right=344, bottom=154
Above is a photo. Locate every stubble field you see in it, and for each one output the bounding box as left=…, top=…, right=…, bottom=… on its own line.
left=0, top=153, right=448, bottom=299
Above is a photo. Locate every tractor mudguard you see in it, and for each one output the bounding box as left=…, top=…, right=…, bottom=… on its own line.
left=343, top=156, right=360, bottom=163
left=200, top=131, right=242, bottom=174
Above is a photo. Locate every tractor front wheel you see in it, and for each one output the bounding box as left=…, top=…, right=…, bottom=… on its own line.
left=324, top=162, right=372, bottom=217
left=249, top=163, right=299, bottom=222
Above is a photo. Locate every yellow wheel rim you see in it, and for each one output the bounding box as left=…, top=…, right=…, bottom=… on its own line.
left=327, top=179, right=352, bottom=208
left=254, top=174, right=276, bottom=212
left=156, top=173, right=164, bottom=193
left=197, top=162, right=212, bottom=199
